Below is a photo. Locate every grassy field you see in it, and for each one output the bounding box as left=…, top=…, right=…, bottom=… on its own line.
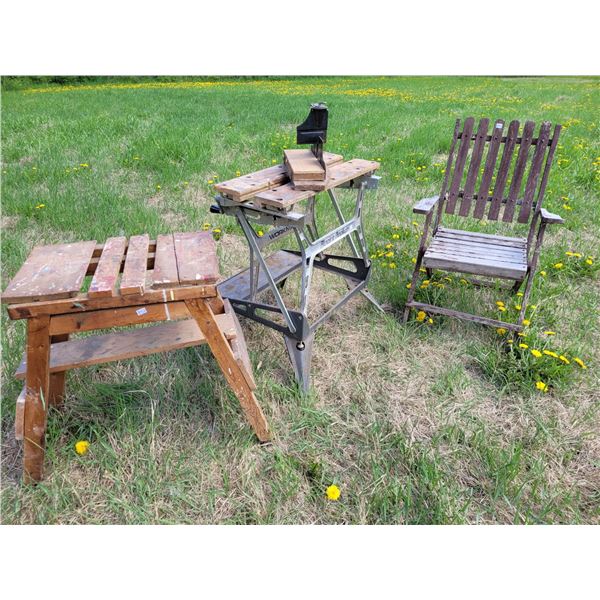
left=1, top=76, right=599, bottom=524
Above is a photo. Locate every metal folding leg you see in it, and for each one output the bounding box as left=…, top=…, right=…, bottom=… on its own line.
left=216, top=175, right=380, bottom=392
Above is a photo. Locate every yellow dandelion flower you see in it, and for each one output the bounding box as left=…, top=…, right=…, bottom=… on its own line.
left=75, top=440, right=90, bottom=455
left=514, top=304, right=522, bottom=310
left=416, top=310, right=426, bottom=322
left=235, top=170, right=241, bottom=176
left=559, top=355, right=570, bottom=364
left=411, top=257, right=416, bottom=263
left=392, top=234, right=400, bottom=240
left=543, top=331, right=556, bottom=336
left=516, top=292, right=524, bottom=297
left=586, top=258, right=593, bottom=265
left=202, top=222, right=211, bottom=230
left=257, top=230, right=264, bottom=237
left=540, top=270, right=547, bottom=276
left=460, top=278, right=469, bottom=285
left=385, top=243, right=393, bottom=249
left=523, top=319, right=531, bottom=326
left=406, top=283, right=412, bottom=289
left=573, top=357, right=587, bottom=369
left=535, top=381, right=548, bottom=393
left=388, top=262, right=397, bottom=269
left=517, top=332, right=527, bottom=337
left=554, top=263, right=563, bottom=269
left=207, top=179, right=214, bottom=184
left=385, top=251, right=394, bottom=258
left=507, top=339, right=514, bottom=344
left=326, top=484, right=341, bottom=501
left=428, top=318, right=433, bottom=324
left=496, top=327, right=507, bottom=335
left=498, top=306, right=506, bottom=312
left=35, top=203, right=45, bottom=209
left=496, top=301, right=505, bottom=307
left=531, top=349, right=542, bottom=358
left=156, top=184, right=161, bottom=190
left=519, top=343, right=529, bottom=349
left=543, top=350, right=559, bottom=358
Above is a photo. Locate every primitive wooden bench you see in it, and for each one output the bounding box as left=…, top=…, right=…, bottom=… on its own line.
left=2, top=231, right=270, bottom=483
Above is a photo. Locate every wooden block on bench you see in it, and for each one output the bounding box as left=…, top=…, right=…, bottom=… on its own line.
left=284, top=149, right=327, bottom=181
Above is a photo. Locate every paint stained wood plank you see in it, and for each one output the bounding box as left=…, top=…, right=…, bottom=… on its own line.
left=152, top=234, right=179, bottom=289
left=503, top=121, right=535, bottom=222
left=2, top=241, right=97, bottom=303
left=49, top=301, right=192, bottom=335
left=89, top=236, right=127, bottom=297
left=15, top=315, right=238, bottom=378
left=224, top=299, right=257, bottom=390
left=518, top=122, right=551, bottom=223
left=255, top=159, right=380, bottom=209
left=120, top=234, right=150, bottom=295
left=437, top=227, right=526, bottom=246
left=174, top=232, right=220, bottom=285
left=459, top=118, right=489, bottom=216
left=216, top=152, right=343, bottom=201
left=445, top=117, right=474, bottom=214
left=488, top=120, right=520, bottom=220
left=14, top=386, right=26, bottom=441
left=7, top=284, right=217, bottom=320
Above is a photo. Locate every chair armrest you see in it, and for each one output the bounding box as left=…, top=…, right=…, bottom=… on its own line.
left=540, top=208, right=564, bottom=224
left=413, top=196, right=439, bottom=215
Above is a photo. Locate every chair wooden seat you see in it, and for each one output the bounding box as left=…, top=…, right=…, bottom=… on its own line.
left=423, top=227, right=528, bottom=280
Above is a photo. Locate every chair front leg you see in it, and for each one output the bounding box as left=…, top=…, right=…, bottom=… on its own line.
left=403, top=211, right=433, bottom=322
left=517, top=219, right=548, bottom=326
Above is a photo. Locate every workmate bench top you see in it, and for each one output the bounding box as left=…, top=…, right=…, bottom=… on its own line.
left=215, top=155, right=380, bottom=210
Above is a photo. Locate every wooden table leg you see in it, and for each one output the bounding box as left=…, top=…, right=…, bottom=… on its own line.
left=49, top=334, right=68, bottom=407
left=23, top=315, right=51, bottom=483
left=185, top=298, right=271, bottom=442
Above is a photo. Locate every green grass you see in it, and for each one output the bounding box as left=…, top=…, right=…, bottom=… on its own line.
left=1, top=76, right=599, bottom=524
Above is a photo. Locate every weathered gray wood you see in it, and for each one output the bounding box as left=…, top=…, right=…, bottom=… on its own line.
left=518, top=122, right=551, bottom=223
left=473, top=119, right=504, bottom=219
left=488, top=120, right=519, bottom=220
left=540, top=208, right=564, bottom=224
left=413, top=196, right=439, bottom=214
left=405, top=301, right=523, bottom=331
left=437, top=227, right=526, bottom=246
left=423, top=247, right=527, bottom=279
left=445, top=117, right=475, bottom=214
left=503, top=121, right=535, bottom=222
left=459, top=118, right=489, bottom=216
left=432, top=119, right=462, bottom=230
left=429, top=239, right=526, bottom=260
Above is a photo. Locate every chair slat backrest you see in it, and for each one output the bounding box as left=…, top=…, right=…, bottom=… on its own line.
left=439, top=117, right=561, bottom=224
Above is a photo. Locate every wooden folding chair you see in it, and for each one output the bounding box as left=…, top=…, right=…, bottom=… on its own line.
left=403, top=117, right=563, bottom=331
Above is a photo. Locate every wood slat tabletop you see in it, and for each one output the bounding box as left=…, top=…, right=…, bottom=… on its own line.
left=1, top=241, right=97, bottom=303
left=2, top=231, right=221, bottom=307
